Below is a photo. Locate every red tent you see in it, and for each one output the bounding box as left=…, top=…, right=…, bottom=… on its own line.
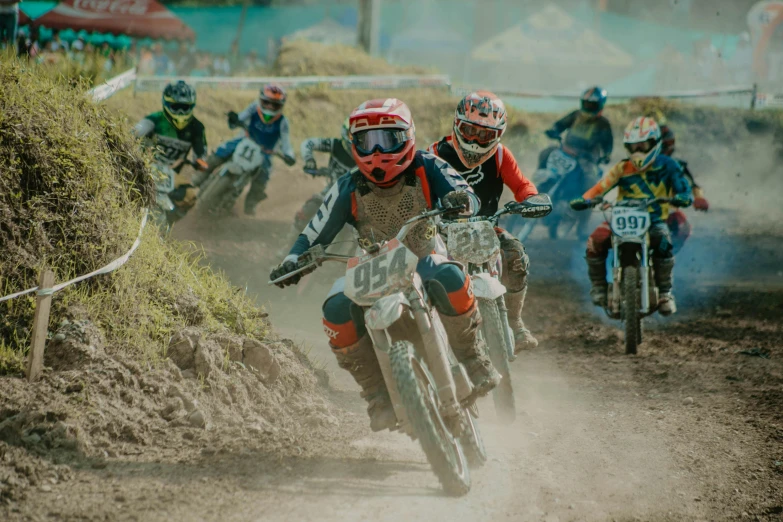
left=18, top=11, right=32, bottom=26
left=33, top=0, right=195, bottom=41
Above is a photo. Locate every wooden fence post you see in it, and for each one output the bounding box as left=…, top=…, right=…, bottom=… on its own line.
left=26, top=269, right=55, bottom=382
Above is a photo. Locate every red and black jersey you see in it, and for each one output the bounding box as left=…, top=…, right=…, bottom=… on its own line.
left=428, top=136, right=537, bottom=216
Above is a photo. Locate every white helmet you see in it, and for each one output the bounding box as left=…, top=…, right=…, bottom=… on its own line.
left=623, top=116, right=662, bottom=171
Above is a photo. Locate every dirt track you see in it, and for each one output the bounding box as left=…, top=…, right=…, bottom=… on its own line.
left=5, top=167, right=783, bottom=521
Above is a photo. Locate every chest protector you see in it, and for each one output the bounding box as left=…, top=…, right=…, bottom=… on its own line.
left=353, top=171, right=437, bottom=258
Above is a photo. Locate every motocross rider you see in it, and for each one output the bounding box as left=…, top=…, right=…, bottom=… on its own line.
left=541, top=86, right=614, bottom=180
left=270, top=99, right=501, bottom=431
left=199, top=83, right=296, bottom=215
left=293, top=117, right=357, bottom=233
left=133, top=80, right=209, bottom=224
left=570, top=116, right=693, bottom=315
left=648, top=110, right=710, bottom=253
left=428, top=91, right=540, bottom=353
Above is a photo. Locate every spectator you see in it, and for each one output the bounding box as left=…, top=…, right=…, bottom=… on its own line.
left=152, top=43, right=172, bottom=75
left=175, top=41, right=196, bottom=75
left=15, top=30, right=26, bottom=57
left=213, top=53, right=231, bottom=76
left=189, top=52, right=212, bottom=77
left=0, top=0, right=18, bottom=49
left=243, top=50, right=264, bottom=73
left=50, top=29, right=69, bottom=52
left=138, top=44, right=155, bottom=75
left=25, top=26, right=40, bottom=59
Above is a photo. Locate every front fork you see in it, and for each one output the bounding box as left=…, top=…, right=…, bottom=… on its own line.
left=495, top=295, right=517, bottom=362
left=610, top=238, right=652, bottom=315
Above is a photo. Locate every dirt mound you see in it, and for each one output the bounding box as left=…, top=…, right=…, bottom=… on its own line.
left=273, top=40, right=427, bottom=77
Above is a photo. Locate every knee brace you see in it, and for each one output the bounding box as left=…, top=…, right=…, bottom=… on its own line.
left=322, top=293, right=366, bottom=348
left=425, top=265, right=474, bottom=317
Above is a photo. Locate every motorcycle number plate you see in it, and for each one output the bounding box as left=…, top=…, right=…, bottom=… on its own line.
left=232, top=138, right=265, bottom=172
left=446, top=221, right=500, bottom=265
left=344, top=239, right=418, bottom=306
left=152, top=164, right=176, bottom=193
left=610, top=208, right=651, bottom=237
left=546, top=148, right=578, bottom=176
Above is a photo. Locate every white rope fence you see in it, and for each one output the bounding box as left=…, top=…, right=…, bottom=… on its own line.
left=0, top=209, right=149, bottom=303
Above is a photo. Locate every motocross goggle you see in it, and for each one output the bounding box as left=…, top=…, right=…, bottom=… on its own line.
left=164, top=101, right=195, bottom=115
left=624, top=139, right=658, bottom=154
left=260, top=99, right=284, bottom=112
left=580, top=99, right=602, bottom=114
left=352, top=128, right=411, bottom=156
left=455, top=120, right=500, bottom=146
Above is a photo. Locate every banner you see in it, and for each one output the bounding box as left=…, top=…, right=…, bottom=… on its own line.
left=89, top=68, right=137, bottom=102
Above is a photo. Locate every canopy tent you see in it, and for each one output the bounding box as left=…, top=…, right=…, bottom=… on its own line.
left=33, top=0, right=195, bottom=41
left=18, top=11, right=32, bottom=26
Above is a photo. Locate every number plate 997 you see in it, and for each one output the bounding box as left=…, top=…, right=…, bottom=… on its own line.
left=344, top=239, right=419, bottom=305
left=610, top=208, right=650, bottom=237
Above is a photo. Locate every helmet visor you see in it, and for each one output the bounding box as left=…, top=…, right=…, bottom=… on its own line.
left=581, top=100, right=602, bottom=114
left=353, top=128, right=410, bottom=156
left=166, top=102, right=194, bottom=115
left=625, top=139, right=657, bottom=154
left=456, top=120, right=499, bottom=146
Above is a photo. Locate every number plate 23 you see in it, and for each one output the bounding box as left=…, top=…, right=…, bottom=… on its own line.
left=546, top=149, right=578, bottom=176
left=610, top=208, right=650, bottom=237
left=446, top=221, right=500, bottom=265
left=344, top=239, right=419, bottom=306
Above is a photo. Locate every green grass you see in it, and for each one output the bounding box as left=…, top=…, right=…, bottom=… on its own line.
left=0, top=57, right=270, bottom=375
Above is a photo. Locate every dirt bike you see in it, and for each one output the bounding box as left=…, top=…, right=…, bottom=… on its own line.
left=509, top=139, right=601, bottom=242
left=150, top=158, right=201, bottom=233
left=440, top=195, right=553, bottom=423
left=576, top=196, right=669, bottom=355
left=198, top=124, right=286, bottom=214
left=269, top=207, right=487, bottom=496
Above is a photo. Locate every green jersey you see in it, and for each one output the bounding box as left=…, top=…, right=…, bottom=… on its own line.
left=133, top=112, right=207, bottom=171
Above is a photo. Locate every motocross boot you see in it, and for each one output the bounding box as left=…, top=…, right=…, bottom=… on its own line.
left=653, top=257, right=677, bottom=316
left=332, top=336, right=397, bottom=432
left=587, top=257, right=608, bottom=307
left=439, top=302, right=501, bottom=405
left=505, top=287, right=538, bottom=353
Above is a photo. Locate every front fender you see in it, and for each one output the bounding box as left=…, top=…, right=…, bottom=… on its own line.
left=365, top=293, right=410, bottom=332
left=471, top=273, right=507, bottom=300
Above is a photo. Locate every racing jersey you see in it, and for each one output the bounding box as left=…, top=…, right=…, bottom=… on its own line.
left=428, top=136, right=537, bottom=216
left=235, top=102, right=295, bottom=158
left=549, top=110, right=613, bottom=164
left=300, top=137, right=356, bottom=178
left=133, top=112, right=207, bottom=172
left=289, top=150, right=479, bottom=257
left=583, top=155, right=693, bottom=222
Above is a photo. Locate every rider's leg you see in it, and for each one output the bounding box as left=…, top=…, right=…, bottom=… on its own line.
left=244, top=158, right=272, bottom=215
left=322, top=284, right=396, bottom=431
left=585, top=222, right=612, bottom=307
left=496, top=229, right=538, bottom=352
left=418, top=256, right=500, bottom=402
left=166, top=171, right=199, bottom=225
left=650, top=223, right=677, bottom=315
left=666, top=210, right=691, bottom=255
left=192, top=139, right=239, bottom=186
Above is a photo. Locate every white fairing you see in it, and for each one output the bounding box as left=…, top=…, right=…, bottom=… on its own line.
left=229, top=137, right=265, bottom=174
left=610, top=207, right=651, bottom=243
left=546, top=148, right=578, bottom=176
left=470, top=273, right=507, bottom=299
left=446, top=221, right=501, bottom=265
left=365, top=293, right=410, bottom=331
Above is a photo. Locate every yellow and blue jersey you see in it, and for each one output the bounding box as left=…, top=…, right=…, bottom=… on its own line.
left=583, top=155, right=693, bottom=222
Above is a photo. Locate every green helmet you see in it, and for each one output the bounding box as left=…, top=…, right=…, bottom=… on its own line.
left=162, top=81, right=196, bottom=130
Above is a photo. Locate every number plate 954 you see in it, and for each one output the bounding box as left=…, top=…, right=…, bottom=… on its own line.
left=344, top=239, right=419, bottom=306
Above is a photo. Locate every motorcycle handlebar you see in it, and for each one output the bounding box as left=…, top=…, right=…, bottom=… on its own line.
left=588, top=196, right=671, bottom=209
left=304, top=167, right=332, bottom=178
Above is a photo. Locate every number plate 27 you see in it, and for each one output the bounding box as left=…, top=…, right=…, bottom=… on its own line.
left=610, top=208, right=651, bottom=237
left=344, top=239, right=419, bottom=306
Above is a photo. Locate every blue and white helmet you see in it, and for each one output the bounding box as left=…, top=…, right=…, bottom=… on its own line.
left=580, top=86, right=607, bottom=115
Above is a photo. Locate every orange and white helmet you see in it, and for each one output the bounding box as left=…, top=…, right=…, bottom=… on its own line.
left=349, top=98, right=416, bottom=186
left=257, top=83, right=286, bottom=123
left=452, top=91, right=507, bottom=168
left=623, top=116, right=662, bottom=172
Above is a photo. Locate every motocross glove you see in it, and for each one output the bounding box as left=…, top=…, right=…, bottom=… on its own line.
left=569, top=197, right=590, bottom=211
left=195, top=158, right=209, bottom=171
left=670, top=194, right=692, bottom=208
left=304, top=159, right=317, bottom=172
left=270, top=256, right=301, bottom=288
left=442, top=191, right=472, bottom=216
left=227, top=111, right=240, bottom=128
left=545, top=128, right=560, bottom=140
left=694, top=197, right=709, bottom=211
left=283, top=154, right=297, bottom=167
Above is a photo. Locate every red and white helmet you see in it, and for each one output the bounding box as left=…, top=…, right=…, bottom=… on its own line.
left=452, top=91, right=507, bottom=168
left=349, top=98, right=416, bottom=186
left=257, top=83, right=286, bottom=123
left=623, top=116, right=662, bottom=172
